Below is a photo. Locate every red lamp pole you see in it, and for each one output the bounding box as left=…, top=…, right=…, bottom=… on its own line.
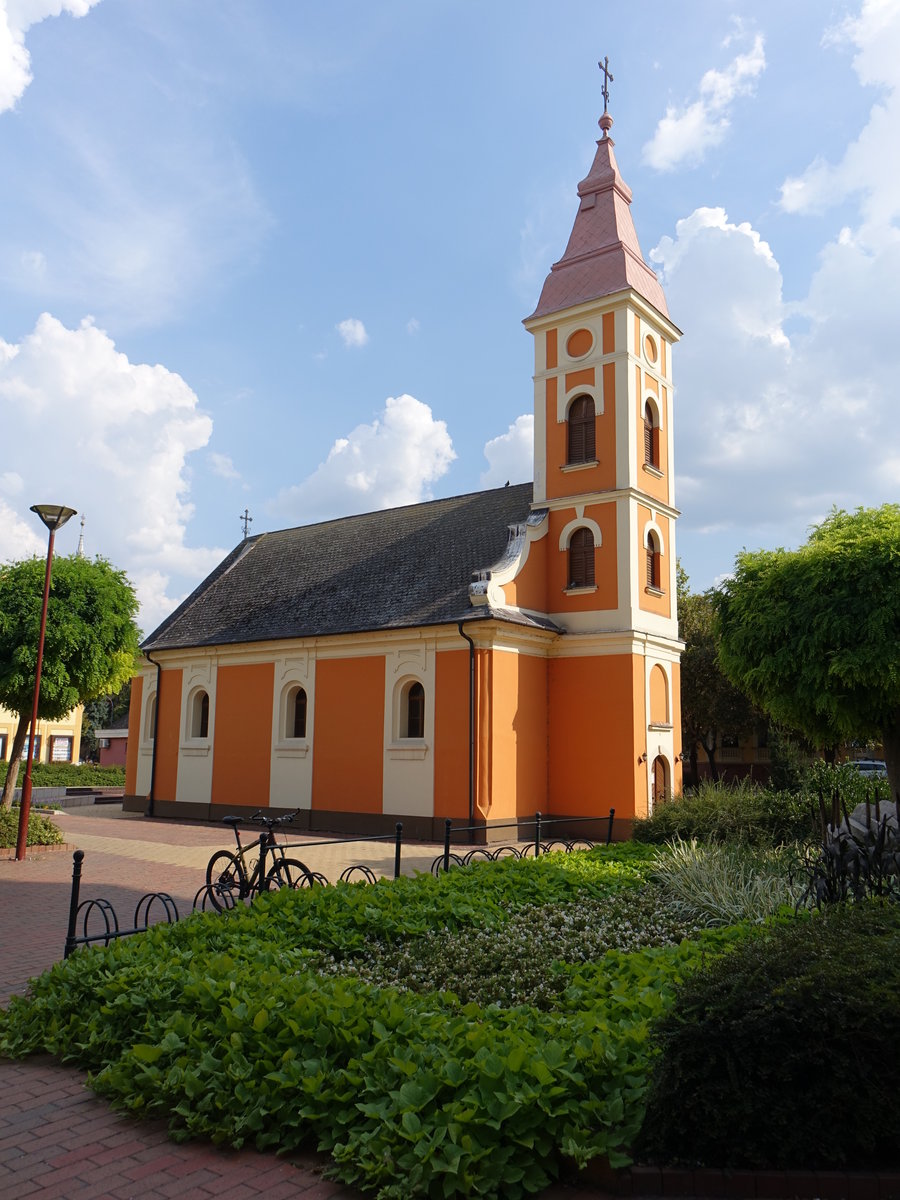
left=15, top=505, right=76, bottom=862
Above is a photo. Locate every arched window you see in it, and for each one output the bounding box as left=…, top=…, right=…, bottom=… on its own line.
left=646, top=531, right=661, bottom=591
left=405, top=682, right=425, bottom=739
left=191, top=690, right=209, bottom=738
left=644, top=402, right=660, bottom=469
left=568, top=527, right=595, bottom=589
left=567, top=395, right=595, bottom=464
left=288, top=686, right=307, bottom=739
left=145, top=694, right=157, bottom=743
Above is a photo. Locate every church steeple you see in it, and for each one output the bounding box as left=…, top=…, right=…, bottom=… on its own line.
left=521, top=71, right=683, bottom=818
left=529, top=89, right=668, bottom=321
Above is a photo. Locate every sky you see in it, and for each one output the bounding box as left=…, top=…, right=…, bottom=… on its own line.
left=1, top=0, right=898, bottom=633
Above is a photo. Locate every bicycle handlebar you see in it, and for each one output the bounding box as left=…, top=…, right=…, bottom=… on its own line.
left=221, top=809, right=300, bottom=830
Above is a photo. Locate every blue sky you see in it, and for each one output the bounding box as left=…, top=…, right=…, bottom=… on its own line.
left=1, top=1, right=898, bottom=631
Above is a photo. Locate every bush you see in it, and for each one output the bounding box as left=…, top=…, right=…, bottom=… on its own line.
left=636, top=902, right=900, bottom=1169
left=633, top=778, right=815, bottom=847
left=0, top=847, right=741, bottom=1198
left=0, top=807, right=64, bottom=848
left=800, top=759, right=892, bottom=820
left=0, top=762, right=125, bottom=788
left=650, top=838, right=803, bottom=926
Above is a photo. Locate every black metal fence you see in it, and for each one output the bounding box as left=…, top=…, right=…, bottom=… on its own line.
left=63, top=808, right=615, bottom=959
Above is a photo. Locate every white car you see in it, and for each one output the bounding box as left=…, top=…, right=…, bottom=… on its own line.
left=848, top=759, right=888, bottom=778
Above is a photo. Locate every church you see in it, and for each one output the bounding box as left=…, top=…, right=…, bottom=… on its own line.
left=124, top=92, right=683, bottom=840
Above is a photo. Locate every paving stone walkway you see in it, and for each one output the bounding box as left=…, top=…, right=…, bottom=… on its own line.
left=0, top=805, right=603, bottom=1199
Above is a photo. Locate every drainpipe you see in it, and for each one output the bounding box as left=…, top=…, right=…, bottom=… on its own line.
left=143, top=651, right=162, bottom=818
left=457, top=621, right=476, bottom=835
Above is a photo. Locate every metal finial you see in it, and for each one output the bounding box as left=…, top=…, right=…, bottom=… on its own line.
left=599, top=56, right=613, bottom=111
left=240, top=508, right=253, bottom=540
left=598, top=56, right=614, bottom=136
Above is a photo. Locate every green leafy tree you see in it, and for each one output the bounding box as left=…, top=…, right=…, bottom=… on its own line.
left=81, top=679, right=133, bottom=762
left=715, top=505, right=900, bottom=800
left=0, top=555, right=140, bottom=808
left=678, top=565, right=759, bottom=784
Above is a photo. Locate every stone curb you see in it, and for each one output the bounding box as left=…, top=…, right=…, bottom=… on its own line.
left=0, top=840, right=72, bottom=859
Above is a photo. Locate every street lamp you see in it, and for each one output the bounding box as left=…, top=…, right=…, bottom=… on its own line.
left=15, top=504, right=77, bottom=862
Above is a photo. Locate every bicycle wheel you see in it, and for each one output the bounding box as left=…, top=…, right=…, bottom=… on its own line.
left=264, top=857, right=313, bottom=892
left=206, top=851, right=247, bottom=911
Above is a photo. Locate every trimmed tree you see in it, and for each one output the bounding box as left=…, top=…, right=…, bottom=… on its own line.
left=714, top=505, right=900, bottom=800
left=678, top=566, right=758, bottom=784
left=0, top=555, right=140, bottom=809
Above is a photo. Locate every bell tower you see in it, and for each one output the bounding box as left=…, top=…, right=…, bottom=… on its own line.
left=523, top=76, right=683, bottom=821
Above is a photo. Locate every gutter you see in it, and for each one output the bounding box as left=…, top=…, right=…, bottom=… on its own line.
left=143, top=651, right=162, bottom=818
left=457, top=620, right=476, bottom=835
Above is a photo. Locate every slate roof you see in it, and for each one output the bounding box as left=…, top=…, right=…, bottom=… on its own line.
left=143, top=483, right=554, bottom=651
left=528, top=124, right=669, bottom=322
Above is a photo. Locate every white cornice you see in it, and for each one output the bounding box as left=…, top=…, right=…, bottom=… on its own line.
left=523, top=288, right=682, bottom=343
left=533, top=488, right=681, bottom=522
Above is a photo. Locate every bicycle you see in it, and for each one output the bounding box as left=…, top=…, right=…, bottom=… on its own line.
left=205, top=809, right=311, bottom=911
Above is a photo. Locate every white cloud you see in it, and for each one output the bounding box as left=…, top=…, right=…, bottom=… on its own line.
left=0, top=312, right=226, bottom=631
left=272, top=393, right=455, bottom=523
left=643, top=34, right=765, bottom=171
left=779, top=0, right=900, bottom=231
left=0, top=470, right=23, bottom=495
left=3, top=123, right=270, bottom=329
left=653, top=190, right=900, bottom=559
left=0, top=0, right=102, bottom=114
left=406, top=317, right=420, bottom=335
left=208, top=451, right=240, bottom=481
left=336, top=317, right=369, bottom=348
left=480, top=414, right=533, bottom=488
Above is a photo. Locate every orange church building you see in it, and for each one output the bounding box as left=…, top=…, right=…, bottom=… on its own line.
left=124, top=100, right=683, bottom=839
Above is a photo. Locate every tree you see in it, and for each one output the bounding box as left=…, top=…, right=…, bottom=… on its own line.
left=81, top=679, right=133, bottom=762
left=714, top=505, right=900, bottom=800
left=0, top=555, right=140, bottom=808
left=678, top=565, right=759, bottom=785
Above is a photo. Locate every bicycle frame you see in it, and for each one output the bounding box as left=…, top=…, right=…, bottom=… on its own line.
left=206, top=810, right=302, bottom=908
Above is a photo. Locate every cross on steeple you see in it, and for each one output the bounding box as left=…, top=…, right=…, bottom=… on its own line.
left=599, top=55, right=614, bottom=113
left=239, top=508, right=253, bottom=540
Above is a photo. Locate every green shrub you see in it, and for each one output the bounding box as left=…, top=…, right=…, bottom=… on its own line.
left=636, top=902, right=900, bottom=1169
left=633, top=778, right=815, bottom=847
left=312, top=884, right=705, bottom=1009
left=0, top=762, right=125, bottom=788
left=650, top=838, right=803, bottom=926
left=0, top=847, right=741, bottom=1198
left=0, top=807, right=64, bottom=848
left=800, top=759, right=892, bottom=821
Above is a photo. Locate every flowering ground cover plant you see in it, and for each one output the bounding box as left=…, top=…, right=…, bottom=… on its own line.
left=0, top=845, right=761, bottom=1198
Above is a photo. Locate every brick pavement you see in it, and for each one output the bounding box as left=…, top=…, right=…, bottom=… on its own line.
left=0, top=805, right=603, bottom=1199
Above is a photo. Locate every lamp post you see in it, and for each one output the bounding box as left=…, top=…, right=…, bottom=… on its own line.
left=15, top=504, right=77, bottom=862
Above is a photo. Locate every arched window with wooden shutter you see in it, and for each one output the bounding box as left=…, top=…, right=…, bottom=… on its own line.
left=567, top=395, right=595, bottom=464
left=646, top=530, right=661, bottom=590
left=644, top=401, right=660, bottom=468
left=568, top=527, right=595, bottom=588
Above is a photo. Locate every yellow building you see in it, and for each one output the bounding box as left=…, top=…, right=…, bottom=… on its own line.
left=125, top=99, right=683, bottom=838
left=0, top=705, right=83, bottom=766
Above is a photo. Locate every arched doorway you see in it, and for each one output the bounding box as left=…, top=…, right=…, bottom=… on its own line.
left=651, top=755, right=669, bottom=808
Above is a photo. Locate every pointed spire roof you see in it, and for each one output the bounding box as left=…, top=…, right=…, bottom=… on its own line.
left=528, top=110, right=668, bottom=321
